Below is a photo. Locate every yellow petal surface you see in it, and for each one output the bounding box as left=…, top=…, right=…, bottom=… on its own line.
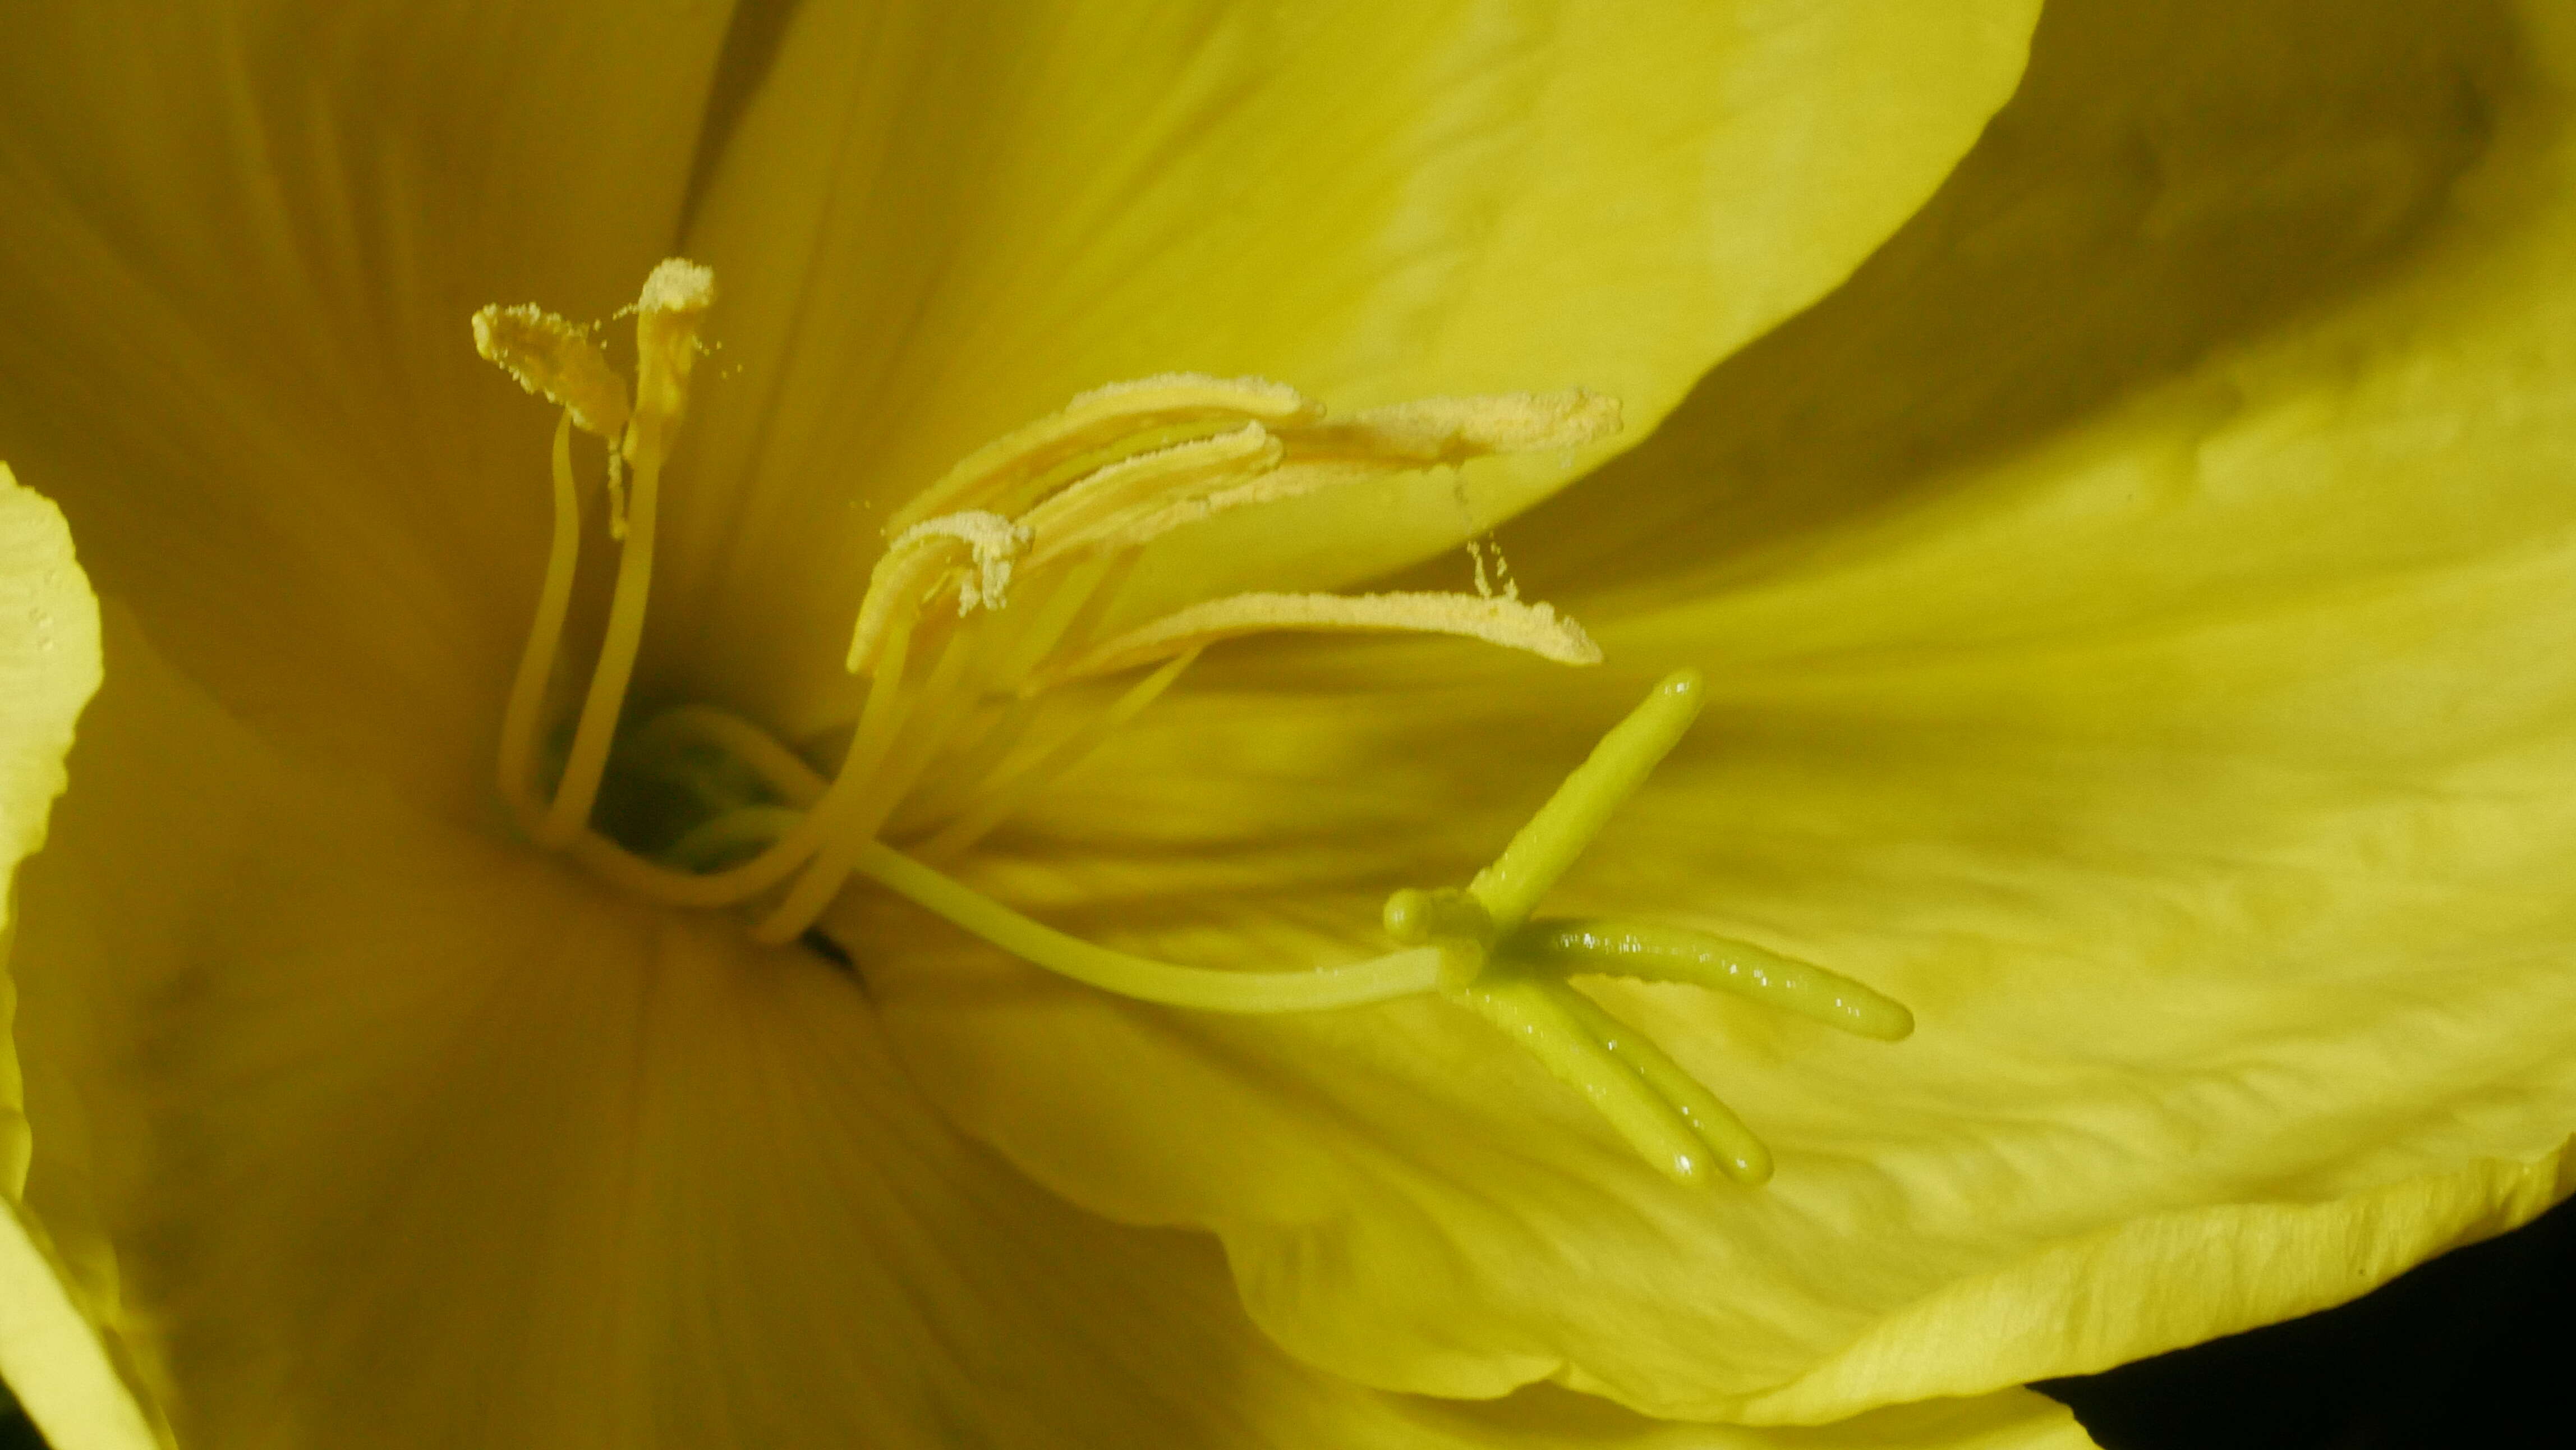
left=0, top=0, right=739, bottom=815
left=6, top=607, right=2097, bottom=1448
left=0, top=466, right=154, bottom=1450
left=853, top=0, right=2576, bottom=1424
left=658, top=0, right=2039, bottom=728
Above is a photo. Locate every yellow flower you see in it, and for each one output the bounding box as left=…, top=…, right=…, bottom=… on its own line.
left=10, top=0, right=2573, bottom=1447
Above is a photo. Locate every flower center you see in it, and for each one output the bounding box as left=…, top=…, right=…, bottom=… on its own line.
left=472, top=260, right=1912, bottom=1185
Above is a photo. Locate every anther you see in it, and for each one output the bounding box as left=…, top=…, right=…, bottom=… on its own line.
left=623, top=257, right=715, bottom=474
left=470, top=304, right=631, bottom=441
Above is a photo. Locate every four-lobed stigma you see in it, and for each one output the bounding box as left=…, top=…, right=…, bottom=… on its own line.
left=473, top=260, right=1912, bottom=1187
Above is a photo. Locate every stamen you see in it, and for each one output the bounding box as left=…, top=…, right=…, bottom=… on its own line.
left=666, top=805, right=809, bottom=873
left=623, top=259, right=716, bottom=472
left=1087, top=460, right=1377, bottom=553
left=1019, top=424, right=1283, bottom=566
left=894, top=510, right=1034, bottom=612
left=845, top=530, right=960, bottom=675
left=1277, top=389, right=1620, bottom=466
left=534, top=261, right=716, bottom=848
left=620, top=704, right=825, bottom=807
left=755, top=618, right=991, bottom=944
left=918, top=650, right=1200, bottom=862
left=470, top=304, right=631, bottom=441
left=496, top=414, right=585, bottom=833
left=1046, top=591, right=1602, bottom=685
left=889, top=373, right=1322, bottom=533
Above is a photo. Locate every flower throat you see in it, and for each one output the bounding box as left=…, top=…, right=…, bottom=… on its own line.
left=474, top=260, right=1911, bottom=1186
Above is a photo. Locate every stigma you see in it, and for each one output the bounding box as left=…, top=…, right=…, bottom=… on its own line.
left=472, top=260, right=1911, bottom=1186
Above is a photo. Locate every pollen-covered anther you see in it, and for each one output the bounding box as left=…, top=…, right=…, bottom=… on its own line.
left=624, top=257, right=716, bottom=474
left=903, top=511, right=1034, bottom=613
left=1284, top=388, right=1622, bottom=466
left=470, top=304, right=631, bottom=440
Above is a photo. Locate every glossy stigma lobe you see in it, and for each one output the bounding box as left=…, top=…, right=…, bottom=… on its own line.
left=1468, top=667, right=1704, bottom=934
left=1511, top=921, right=1915, bottom=1041
left=1381, top=669, right=1910, bottom=1186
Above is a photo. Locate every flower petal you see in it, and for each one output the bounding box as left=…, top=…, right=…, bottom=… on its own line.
left=0, top=468, right=155, bottom=1450
left=855, top=0, right=2576, bottom=1424
left=6, top=608, right=2095, bottom=1448
left=658, top=0, right=2040, bottom=724
left=0, top=1, right=738, bottom=809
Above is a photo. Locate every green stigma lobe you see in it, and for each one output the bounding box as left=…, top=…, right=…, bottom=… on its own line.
left=1467, top=668, right=1704, bottom=935
left=1508, top=921, right=1916, bottom=1041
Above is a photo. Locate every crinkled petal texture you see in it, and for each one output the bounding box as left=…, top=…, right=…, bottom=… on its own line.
left=653, top=0, right=2040, bottom=724
left=0, top=470, right=155, bottom=1450
left=6, top=612, right=2092, bottom=1449
left=852, top=0, right=2576, bottom=1425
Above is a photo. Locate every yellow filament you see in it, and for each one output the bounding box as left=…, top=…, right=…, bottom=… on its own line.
left=990, top=552, right=1125, bottom=685
left=889, top=373, right=1320, bottom=533
left=756, top=621, right=991, bottom=943
left=881, top=561, right=1114, bottom=834
left=1048, top=590, right=1602, bottom=685
left=619, top=704, right=824, bottom=809
left=891, top=691, right=1047, bottom=836
left=921, top=650, right=1199, bottom=862
left=498, top=414, right=583, bottom=833
left=536, top=451, right=660, bottom=847
left=558, top=599, right=919, bottom=911
left=1019, top=424, right=1282, bottom=566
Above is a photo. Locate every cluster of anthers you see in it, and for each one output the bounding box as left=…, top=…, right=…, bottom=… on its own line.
left=473, top=259, right=1912, bottom=1186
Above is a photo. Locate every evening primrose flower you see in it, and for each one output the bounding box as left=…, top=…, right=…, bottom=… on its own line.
left=0, top=2, right=2097, bottom=1447
left=11, top=0, right=2573, bottom=1446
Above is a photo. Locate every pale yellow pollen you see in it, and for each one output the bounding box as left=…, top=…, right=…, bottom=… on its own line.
left=844, top=529, right=977, bottom=676
left=468, top=304, right=631, bottom=440
left=1045, top=590, right=1604, bottom=685
left=624, top=257, right=716, bottom=473
left=1095, top=460, right=1376, bottom=552
left=1279, top=388, right=1621, bottom=465
left=891, top=510, right=1032, bottom=613
left=1019, top=423, right=1284, bottom=566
